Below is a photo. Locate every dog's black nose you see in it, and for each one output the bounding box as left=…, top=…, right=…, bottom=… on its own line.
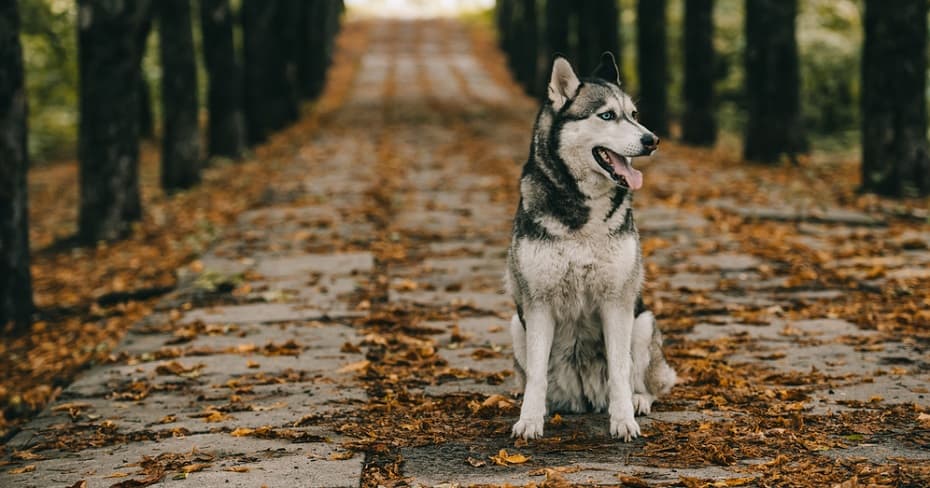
left=641, top=133, right=660, bottom=149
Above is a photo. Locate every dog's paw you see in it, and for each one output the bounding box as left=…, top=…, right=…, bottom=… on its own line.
left=512, top=417, right=544, bottom=440
left=632, top=393, right=654, bottom=416
left=609, top=415, right=641, bottom=442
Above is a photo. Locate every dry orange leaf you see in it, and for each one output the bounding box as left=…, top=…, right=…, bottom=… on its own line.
left=490, top=449, right=530, bottom=466
left=181, top=463, right=210, bottom=473
left=328, top=451, right=355, bottom=460
left=8, top=464, right=36, bottom=474
left=230, top=427, right=254, bottom=437
left=224, top=466, right=250, bottom=473
left=337, top=360, right=370, bottom=373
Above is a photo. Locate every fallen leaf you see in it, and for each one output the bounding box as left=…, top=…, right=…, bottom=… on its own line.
left=490, top=449, right=530, bottom=466
left=616, top=474, right=650, bottom=487
left=465, top=456, right=486, bottom=467
left=337, top=360, right=370, bottom=373
left=230, top=427, right=254, bottom=437
left=8, top=464, right=36, bottom=474
left=104, top=472, right=130, bottom=478
left=917, top=412, right=930, bottom=428
left=11, top=451, right=44, bottom=461
left=529, top=465, right=583, bottom=476
left=329, top=451, right=355, bottom=460
left=181, top=463, right=210, bottom=473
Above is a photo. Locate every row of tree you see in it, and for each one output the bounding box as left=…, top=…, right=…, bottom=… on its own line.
left=495, top=0, right=930, bottom=198
left=0, top=0, right=344, bottom=331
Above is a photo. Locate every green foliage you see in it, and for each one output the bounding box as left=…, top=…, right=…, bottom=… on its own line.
left=19, top=0, right=78, bottom=162
left=704, top=0, right=863, bottom=146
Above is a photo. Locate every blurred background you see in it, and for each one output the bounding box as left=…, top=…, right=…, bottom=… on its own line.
left=13, top=0, right=891, bottom=163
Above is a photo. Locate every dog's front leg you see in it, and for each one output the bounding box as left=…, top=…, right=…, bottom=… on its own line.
left=601, top=302, right=640, bottom=441
left=512, top=304, right=555, bottom=440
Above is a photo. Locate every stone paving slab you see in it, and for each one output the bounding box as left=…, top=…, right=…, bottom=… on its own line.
left=4, top=433, right=362, bottom=488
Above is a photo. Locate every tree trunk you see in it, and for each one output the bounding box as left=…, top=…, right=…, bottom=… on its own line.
left=514, top=0, right=538, bottom=95
left=0, top=0, right=33, bottom=332
left=242, top=0, right=297, bottom=144
left=200, top=0, right=246, bottom=158
left=682, top=0, right=716, bottom=146
left=298, top=1, right=326, bottom=99
left=545, top=0, right=571, bottom=57
left=743, top=0, right=806, bottom=163
left=158, top=0, right=201, bottom=191
left=496, top=0, right=514, bottom=62
left=77, top=0, right=149, bottom=242
left=574, top=0, right=620, bottom=77
left=277, top=0, right=301, bottom=122
left=861, top=0, right=929, bottom=196
left=136, top=6, right=153, bottom=139
left=637, top=0, right=668, bottom=136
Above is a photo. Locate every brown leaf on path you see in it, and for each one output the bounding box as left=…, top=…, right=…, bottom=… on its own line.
left=329, top=451, right=355, bottom=460
left=337, top=360, right=371, bottom=373
left=180, top=463, right=210, bottom=473
left=529, top=465, right=583, bottom=476
left=67, top=481, right=87, bottom=488
left=154, top=361, right=204, bottom=377
left=616, top=474, right=650, bottom=487
left=465, top=456, right=486, bottom=467
left=104, top=472, right=130, bottom=478
left=8, top=464, right=36, bottom=474
left=224, top=466, right=250, bottom=473
left=108, top=474, right=164, bottom=488
left=10, top=450, right=45, bottom=461
left=490, top=449, right=530, bottom=466
left=230, top=427, right=254, bottom=437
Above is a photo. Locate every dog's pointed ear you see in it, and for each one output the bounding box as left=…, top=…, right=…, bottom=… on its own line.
left=548, top=55, right=580, bottom=111
left=592, top=52, right=621, bottom=85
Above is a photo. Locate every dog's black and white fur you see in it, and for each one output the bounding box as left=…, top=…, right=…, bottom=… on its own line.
left=506, top=53, right=676, bottom=441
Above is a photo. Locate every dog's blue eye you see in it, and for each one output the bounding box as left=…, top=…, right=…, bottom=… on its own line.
left=598, top=111, right=616, bottom=121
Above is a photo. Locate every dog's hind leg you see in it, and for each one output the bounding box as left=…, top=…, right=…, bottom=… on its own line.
left=510, top=314, right=527, bottom=389
left=631, top=311, right=657, bottom=415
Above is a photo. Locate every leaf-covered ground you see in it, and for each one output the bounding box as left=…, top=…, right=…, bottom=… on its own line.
left=2, top=17, right=929, bottom=488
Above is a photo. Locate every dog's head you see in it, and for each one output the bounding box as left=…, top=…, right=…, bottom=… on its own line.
left=545, top=53, right=658, bottom=192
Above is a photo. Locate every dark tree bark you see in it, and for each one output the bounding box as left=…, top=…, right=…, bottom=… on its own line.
left=682, top=0, right=716, bottom=146
left=743, top=0, right=806, bottom=163
left=158, top=0, right=201, bottom=191
left=298, top=1, right=327, bottom=99
left=637, top=0, right=668, bottom=136
left=573, top=0, right=620, bottom=77
left=545, top=0, right=571, bottom=57
left=136, top=6, right=153, bottom=139
left=138, top=75, right=153, bottom=139
left=513, top=0, right=539, bottom=95
left=77, top=0, right=150, bottom=242
left=200, top=0, right=246, bottom=158
left=861, top=0, right=929, bottom=196
left=0, top=0, right=33, bottom=332
left=277, top=0, right=302, bottom=120
left=496, top=0, right=514, bottom=61
left=242, top=0, right=298, bottom=144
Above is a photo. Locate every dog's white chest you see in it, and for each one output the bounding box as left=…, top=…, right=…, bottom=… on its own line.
left=515, top=234, right=639, bottom=306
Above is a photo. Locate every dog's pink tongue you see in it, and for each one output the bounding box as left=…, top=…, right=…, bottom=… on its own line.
left=609, top=153, right=643, bottom=190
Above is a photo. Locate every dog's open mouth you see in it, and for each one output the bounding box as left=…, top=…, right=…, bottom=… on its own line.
left=593, top=146, right=643, bottom=190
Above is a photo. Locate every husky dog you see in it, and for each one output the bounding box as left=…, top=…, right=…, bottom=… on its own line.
left=506, top=53, right=676, bottom=441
